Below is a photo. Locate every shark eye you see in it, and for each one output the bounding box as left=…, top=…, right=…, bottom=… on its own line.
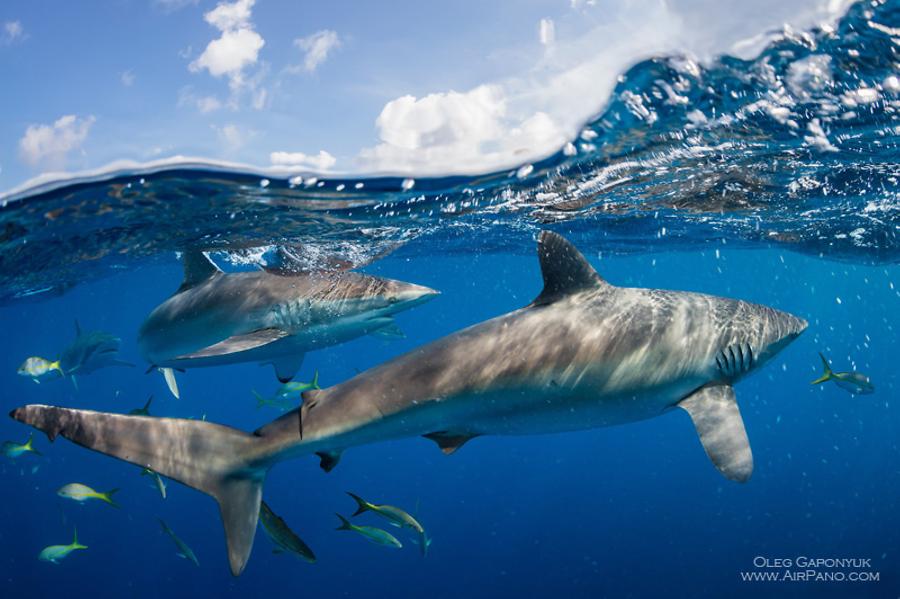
left=388, top=297, right=399, bottom=304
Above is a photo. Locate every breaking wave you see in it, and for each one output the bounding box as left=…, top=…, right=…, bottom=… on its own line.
left=0, top=0, right=897, bottom=303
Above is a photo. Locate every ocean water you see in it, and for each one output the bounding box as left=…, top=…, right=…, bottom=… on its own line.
left=1, top=1, right=899, bottom=597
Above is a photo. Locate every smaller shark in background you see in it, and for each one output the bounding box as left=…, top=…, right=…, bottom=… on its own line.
left=17, top=322, right=131, bottom=387
left=138, top=250, right=438, bottom=395
left=59, top=321, right=134, bottom=385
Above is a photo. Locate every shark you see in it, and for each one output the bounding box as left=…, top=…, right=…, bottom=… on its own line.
left=10, top=231, right=807, bottom=576
left=138, top=250, right=439, bottom=385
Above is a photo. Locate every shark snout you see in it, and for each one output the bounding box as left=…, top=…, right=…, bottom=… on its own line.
left=393, top=283, right=440, bottom=308
left=761, top=308, right=807, bottom=358
left=786, top=313, right=808, bottom=339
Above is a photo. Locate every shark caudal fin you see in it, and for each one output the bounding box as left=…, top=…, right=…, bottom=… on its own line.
left=10, top=404, right=264, bottom=576
left=811, top=353, right=833, bottom=385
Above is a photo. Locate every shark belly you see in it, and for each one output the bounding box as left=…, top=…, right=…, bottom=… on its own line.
left=278, top=373, right=704, bottom=463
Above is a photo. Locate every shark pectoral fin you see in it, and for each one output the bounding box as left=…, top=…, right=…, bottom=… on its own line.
left=315, top=451, right=341, bottom=472
left=678, top=385, right=753, bottom=483
left=370, top=322, right=406, bottom=339
left=160, top=368, right=180, bottom=399
left=423, top=431, right=478, bottom=455
left=177, top=328, right=290, bottom=361
left=269, top=354, right=304, bottom=383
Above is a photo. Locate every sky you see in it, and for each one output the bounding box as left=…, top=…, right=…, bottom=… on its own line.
left=0, top=0, right=854, bottom=191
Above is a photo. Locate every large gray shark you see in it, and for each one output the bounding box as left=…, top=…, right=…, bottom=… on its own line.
left=11, top=232, right=806, bottom=576
left=138, top=250, right=438, bottom=383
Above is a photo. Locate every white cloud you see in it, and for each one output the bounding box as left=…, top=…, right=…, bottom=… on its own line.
left=120, top=70, right=136, bottom=86
left=2, top=20, right=25, bottom=44
left=18, top=115, right=95, bottom=169
left=539, top=19, right=555, bottom=46
left=190, top=0, right=264, bottom=92
left=358, top=85, right=567, bottom=174
left=213, top=122, right=253, bottom=151
left=191, top=28, right=264, bottom=84
left=291, top=30, right=341, bottom=73
left=205, top=0, right=253, bottom=30
left=250, top=87, right=268, bottom=110
left=178, top=87, right=224, bottom=113
left=270, top=150, right=337, bottom=171
left=197, top=95, right=223, bottom=113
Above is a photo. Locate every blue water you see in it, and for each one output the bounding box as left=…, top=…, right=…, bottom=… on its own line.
left=1, top=1, right=899, bottom=597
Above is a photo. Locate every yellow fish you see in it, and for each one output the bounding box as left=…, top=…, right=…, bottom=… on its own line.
left=2, top=433, right=41, bottom=458
left=17, top=356, right=63, bottom=383
left=38, top=528, right=87, bottom=564
left=57, top=483, right=120, bottom=507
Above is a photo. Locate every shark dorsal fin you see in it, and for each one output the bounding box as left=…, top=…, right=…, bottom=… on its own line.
left=531, top=231, right=607, bottom=306
left=181, top=250, right=221, bottom=290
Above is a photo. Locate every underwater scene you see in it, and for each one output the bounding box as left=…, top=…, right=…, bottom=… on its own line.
left=1, top=0, right=899, bottom=597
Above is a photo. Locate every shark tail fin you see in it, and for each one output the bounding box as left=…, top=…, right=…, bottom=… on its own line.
left=346, top=492, right=370, bottom=517
left=10, top=404, right=264, bottom=576
left=811, top=352, right=833, bottom=385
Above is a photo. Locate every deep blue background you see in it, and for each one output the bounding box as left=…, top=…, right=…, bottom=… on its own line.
left=0, top=235, right=897, bottom=598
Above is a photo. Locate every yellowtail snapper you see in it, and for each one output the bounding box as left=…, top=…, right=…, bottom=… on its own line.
left=57, top=483, right=120, bottom=508
left=812, top=353, right=874, bottom=395
left=158, top=519, right=199, bottom=566
left=141, top=467, right=167, bottom=499
left=17, top=356, right=64, bottom=383
left=259, top=501, right=316, bottom=563
left=347, top=492, right=429, bottom=555
left=2, top=433, right=41, bottom=458
left=335, top=514, right=402, bottom=549
left=128, top=395, right=154, bottom=416
left=38, top=528, right=87, bottom=564
left=253, top=371, right=320, bottom=410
